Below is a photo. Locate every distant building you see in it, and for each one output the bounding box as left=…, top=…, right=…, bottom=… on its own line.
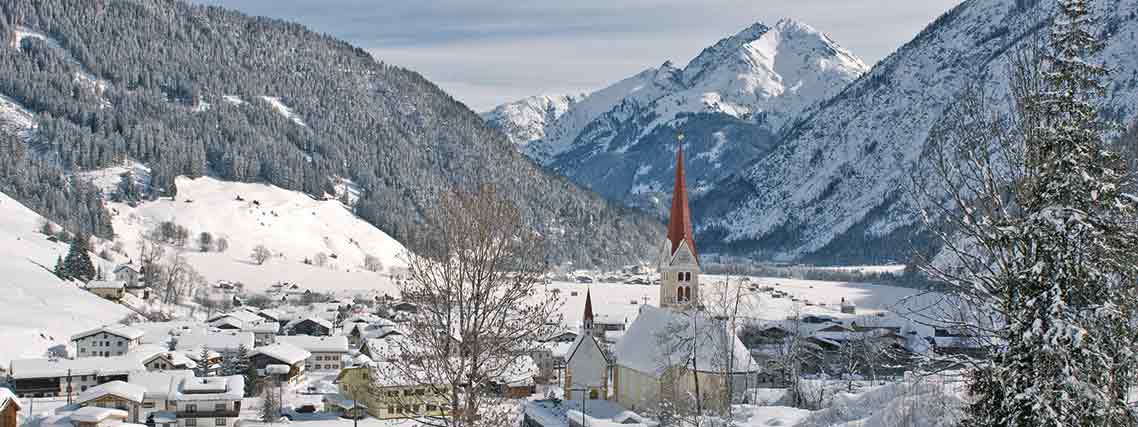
left=75, top=381, right=145, bottom=423
left=85, top=281, right=126, bottom=301
left=8, top=355, right=142, bottom=397
left=284, top=317, right=333, bottom=337
left=564, top=290, right=609, bottom=400
left=72, top=325, right=145, bottom=358
left=336, top=361, right=449, bottom=420
left=275, top=335, right=349, bottom=371
left=250, top=343, right=310, bottom=384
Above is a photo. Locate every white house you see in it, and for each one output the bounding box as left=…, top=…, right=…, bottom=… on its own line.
left=141, top=352, right=198, bottom=372
left=171, top=376, right=245, bottom=427
left=275, top=336, right=349, bottom=371
left=72, top=325, right=145, bottom=358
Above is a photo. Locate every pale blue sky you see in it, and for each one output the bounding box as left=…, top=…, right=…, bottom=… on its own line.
left=195, top=0, right=963, bottom=111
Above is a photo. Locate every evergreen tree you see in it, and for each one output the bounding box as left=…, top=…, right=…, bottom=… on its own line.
left=196, top=346, right=212, bottom=377
left=964, top=1, right=1138, bottom=425
left=53, top=255, right=64, bottom=279
left=62, top=234, right=96, bottom=282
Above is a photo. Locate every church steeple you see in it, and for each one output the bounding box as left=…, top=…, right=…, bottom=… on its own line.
left=667, top=134, right=696, bottom=259
left=582, top=288, right=596, bottom=335
left=659, top=133, right=701, bottom=310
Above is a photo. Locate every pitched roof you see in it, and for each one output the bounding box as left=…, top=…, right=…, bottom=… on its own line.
left=253, top=343, right=311, bottom=365
left=70, top=407, right=128, bottom=423
left=583, top=289, right=595, bottom=325
left=276, top=335, right=349, bottom=353
left=666, top=139, right=696, bottom=259
left=127, top=371, right=196, bottom=400
left=614, top=305, right=756, bottom=376
left=0, top=387, right=20, bottom=412
left=77, top=380, right=145, bottom=404
left=71, top=324, right=145, bottom=341
left=85, top=280, right=126, bottom=290
left=9, top=355, right=144, bottom=380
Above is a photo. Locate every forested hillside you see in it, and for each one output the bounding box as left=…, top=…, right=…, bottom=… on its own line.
left=0, top=0, right=662, bottom=266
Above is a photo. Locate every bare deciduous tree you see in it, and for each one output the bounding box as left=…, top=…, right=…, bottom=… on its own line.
left=380, top=184, right=561, bottom=427
left=251, top=245, right=271, bottom=265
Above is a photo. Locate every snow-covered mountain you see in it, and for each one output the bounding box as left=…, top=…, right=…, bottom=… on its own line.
left=485, top=19, right=868, bottom=213
left=696, top=0, right=1138, bottom=263
left=482, top=93, right=586, bottom=150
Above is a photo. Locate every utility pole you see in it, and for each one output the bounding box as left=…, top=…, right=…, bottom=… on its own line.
left=66, top=369, right=73, bottom=405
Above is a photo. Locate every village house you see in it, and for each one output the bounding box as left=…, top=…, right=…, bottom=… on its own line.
left=336, top=361, right=449, bottom=420
left=127, top=370, right=196, bottom=426
left=284, top=317, right=333, bottom=336
left=85, top=281, right=126, bottom=301
left=76, top=381, right=146, bottom=423
left=141, top=352, right=197, bottom=372
left=275, top=335, right=349, bottom=371
left=250, top=343, right=310, bottom=384
left=170, top=376, right=245, bottom=427
left=112, top=264, right=140, bottom=287
left=7, top=354, right=144, bottom=397
left=72, top=325, right=145, bottom=358
left=0, top=388, right=20, bottom=427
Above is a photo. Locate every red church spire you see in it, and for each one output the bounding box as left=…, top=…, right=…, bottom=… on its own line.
left=667, top=134, right=696, bottom=258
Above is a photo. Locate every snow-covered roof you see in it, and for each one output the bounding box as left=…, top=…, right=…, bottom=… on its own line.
left=71, top=406, right=128, bottom=423
left=85, top=280, right=125, bottom=289
left=71, top=324, right=145, bottom=341
left=285, top=316, right=334, bottom=331
left=265, top=364, right=291, bottom=374
left=9, top=355, right=144, bottom=379
left=0, top=387, right=20, bottom=411
left=524, top=399, right=654, bottom=427
left=614, top=305, right=757, bottom=375
left=77, top=380, right=146, bottom=404
left=253, top=342, right=311, bottom=365
left=174, top=375, right=244, bottom=401
left=141, top=351, right=198, bottom=369
left=175, top=330, right=254, bottom=352
left=127, top=370, right=196, bottom=400
left=113, top=264, right=140, bottom=274
left=276, top=335, right=349, bottom=353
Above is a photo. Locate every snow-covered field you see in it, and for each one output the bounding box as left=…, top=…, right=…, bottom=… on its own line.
left=0, top=192, right=134, bottom=367
left=103, top=175, right=406, bottom=293
left=554, top=275, right=942, bottom=336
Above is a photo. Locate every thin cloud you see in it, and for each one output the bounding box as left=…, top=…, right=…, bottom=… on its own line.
left=195, top=0, right=962, bottom=110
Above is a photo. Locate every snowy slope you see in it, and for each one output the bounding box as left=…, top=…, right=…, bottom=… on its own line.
left=105, top=175, right=407, bottom=293
left=698, top=0, right=1138, bottom=263
left=0, top=192, right=134, bottom=366
left=0, top=93, right=35, bottom=139
left=486, top=19, right=867, bottom=213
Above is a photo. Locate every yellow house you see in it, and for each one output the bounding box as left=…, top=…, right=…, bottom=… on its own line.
left=336, top=361, right=450, bottom=420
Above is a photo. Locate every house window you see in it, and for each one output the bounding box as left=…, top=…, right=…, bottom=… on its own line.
left=143, top=402, right=155, bottom=409
left=185, top=419, right=197, bottom=426
left=215, top=403, right=227, bottom=412
left=426, top=404, right=437, bottom=411
left=388, top=406, right=395, bottom=414
left=215, top=418, right=227, bottom=426
left=186, top=404, right=197, bottom=413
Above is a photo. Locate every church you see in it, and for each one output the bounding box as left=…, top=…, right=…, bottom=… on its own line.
left=608, top=138, right=759, bottom=411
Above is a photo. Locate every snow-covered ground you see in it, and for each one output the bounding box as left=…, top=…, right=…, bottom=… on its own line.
left=105, top=175, right=406, bottom=293
left=0, top=93, right=35, bottom=139
left=0, top=192, right=134, bottom=367
left=261, top=96, right=308, bottom=127
left=554, top=275, right=943, bottom=337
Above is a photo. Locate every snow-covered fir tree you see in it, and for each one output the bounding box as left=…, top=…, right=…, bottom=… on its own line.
left=961, top=1, right=1138, bottom=425
left=61, top=235, right=96, bottom=282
